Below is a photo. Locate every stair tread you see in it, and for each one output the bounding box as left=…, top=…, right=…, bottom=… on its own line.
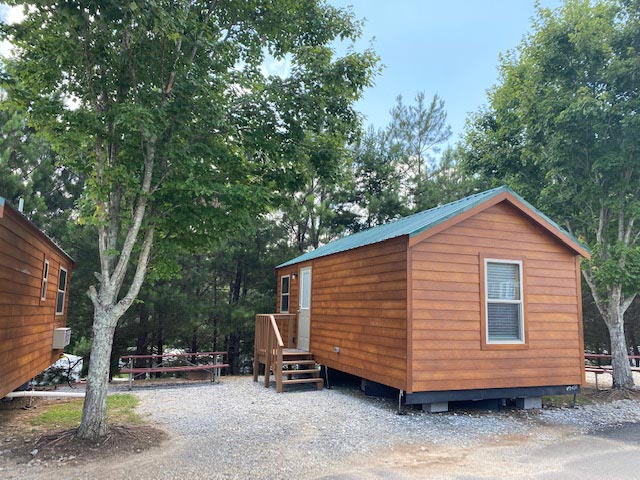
left=282, top=378, right=324, bottom=385
left=282, top=369, right=319, bottom=375
left=282, top=360, right=316, bottom=365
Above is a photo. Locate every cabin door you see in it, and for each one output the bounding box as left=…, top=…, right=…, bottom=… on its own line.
left=297, top=266, right=312, bottom=351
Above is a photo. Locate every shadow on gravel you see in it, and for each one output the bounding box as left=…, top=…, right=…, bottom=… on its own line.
left=589, top=422, right=640, bottom=445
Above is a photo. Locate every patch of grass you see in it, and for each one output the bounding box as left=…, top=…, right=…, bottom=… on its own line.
left=30, top=394, right=143, bottom=430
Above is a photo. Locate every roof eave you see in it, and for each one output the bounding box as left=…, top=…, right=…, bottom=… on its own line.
left=408, top=189, right=590, bottom=259
left=1, top=198, right=76, bottom=264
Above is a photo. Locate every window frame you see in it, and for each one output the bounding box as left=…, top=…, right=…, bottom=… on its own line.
left=280, top=275, right=290, bottom=313
left=55, top=266, right=68, bottom=316
left=40, top=258, right=49, bottom=302
left=480, top=255, right=528, bottom=350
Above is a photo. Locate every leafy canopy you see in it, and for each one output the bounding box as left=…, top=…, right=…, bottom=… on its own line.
left=1, top=1, right=378, bottom=258
left=462, top=0, right=640, bottom=300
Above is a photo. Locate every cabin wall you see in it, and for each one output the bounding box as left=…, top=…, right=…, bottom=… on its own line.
left=276, top=237, right=408, bottom=390
left=409, top=201, right=584, bottom=393
left=0, top=206, right=73, bottom=398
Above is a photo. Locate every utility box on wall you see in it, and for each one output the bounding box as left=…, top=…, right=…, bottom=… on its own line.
left=52, top=327, right=71, bottom=349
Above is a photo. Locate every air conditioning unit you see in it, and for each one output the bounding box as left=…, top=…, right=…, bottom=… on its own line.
left=52, top=327, right=71, bottom=349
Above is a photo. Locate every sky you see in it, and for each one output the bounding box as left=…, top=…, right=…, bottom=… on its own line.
left=330, top=0, right=562, bottom=141
left=1, top=1, right=562, bottom=142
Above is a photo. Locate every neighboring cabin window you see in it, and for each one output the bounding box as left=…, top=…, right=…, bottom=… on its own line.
left=56, top=267, right=68, bottom=315
left=40, top=259, right=49, bottom=301
left=280, top=275, right=290, bottom=313
left=485, top=259, right=524, bottom=343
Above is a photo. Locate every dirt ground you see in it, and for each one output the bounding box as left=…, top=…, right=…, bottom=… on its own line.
left=0, top=397, right=165, bottom=472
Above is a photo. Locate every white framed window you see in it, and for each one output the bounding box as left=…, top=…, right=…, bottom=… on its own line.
left=484, top=259, right=524, bottom=344
left=280, top=275, right=290, bottom=313
left=40, top=259, right=49, bottom=301
left=56, top=266, right=68, bottom=315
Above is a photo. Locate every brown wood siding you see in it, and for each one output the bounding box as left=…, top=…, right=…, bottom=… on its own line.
left=0, top=206, right=73, bottom=398
left=276, top=237, right=408, bottom=390
left=410, top=201, right=583, bottom=393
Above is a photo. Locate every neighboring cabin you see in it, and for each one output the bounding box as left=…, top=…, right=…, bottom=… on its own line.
left=0, top=197, right=74, bottom=398
left=269, top=186, right=590, bottom=410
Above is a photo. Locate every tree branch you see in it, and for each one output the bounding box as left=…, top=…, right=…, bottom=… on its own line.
left=163, top=2, right=218, bottom=99
left=581, top=268, right=608, bottom=320
left=622, top=294, right=637, bottom=315
left=109, top=135, right=156, bottom=298
left=596, top=206, right=606, bottom=245
left=618, top=209, right=624, bottom=243
left=623, top=216, right=634, bottom=246
left=113, top=225, right=156, bottom=319
left=87, top=285, right=100, bottom=310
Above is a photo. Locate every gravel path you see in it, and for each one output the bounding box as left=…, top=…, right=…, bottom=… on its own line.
left=4, top=377, right=640, bottom=479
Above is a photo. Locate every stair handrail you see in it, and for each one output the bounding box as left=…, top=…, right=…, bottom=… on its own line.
left=269, top=314, right=285, bottom=348
left=268, top=314, right=285, bottom=392
left=254, top=313, right=288, bottom=391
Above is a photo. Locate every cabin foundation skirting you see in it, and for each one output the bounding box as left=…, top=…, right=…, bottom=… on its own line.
left=404, top=385, right=580, bottom=405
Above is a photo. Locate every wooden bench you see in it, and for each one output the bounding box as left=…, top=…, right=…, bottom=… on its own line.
left=584, top=354, right=640, bottom=390
left=120, top=351, right=228, bottom=390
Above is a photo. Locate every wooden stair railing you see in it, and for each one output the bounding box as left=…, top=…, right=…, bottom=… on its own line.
left=253, top=314, right=322, bottom=393
left=253, top=314, right=285, bottom=392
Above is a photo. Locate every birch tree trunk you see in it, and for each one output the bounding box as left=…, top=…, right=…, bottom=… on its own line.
left=77, top=309, right=118, bottom=439
left=604, top=306, right=635, bottom=389
left=584, top=271, right=636, bottom=390
left=76, top=222, right=155, bottom=440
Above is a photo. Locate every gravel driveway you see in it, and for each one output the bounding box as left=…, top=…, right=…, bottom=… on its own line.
left=5, top=377, right=640, bottom=479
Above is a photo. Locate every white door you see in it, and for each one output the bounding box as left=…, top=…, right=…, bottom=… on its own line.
left=297, top=266, right=312, bottom=351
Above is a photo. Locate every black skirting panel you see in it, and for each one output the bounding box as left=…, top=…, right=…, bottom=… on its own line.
left=404, top=384, right=580, bottom=405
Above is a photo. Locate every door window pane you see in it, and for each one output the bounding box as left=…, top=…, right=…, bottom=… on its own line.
left=300, top=269, right=311, bottom=309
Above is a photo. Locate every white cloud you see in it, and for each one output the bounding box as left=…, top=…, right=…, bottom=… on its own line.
left=0, top=4, right=25, bottom=59
left=260, top=54, right=292, bottom=79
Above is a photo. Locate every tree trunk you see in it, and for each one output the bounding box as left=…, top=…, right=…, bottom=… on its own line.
left=228, top=332, right=240, bottom=374
left=583, top=271, right=636, bottom=390
left=605, top=311, right=635, bottom=389
left=191, top=328, right=198, bottom=363
left=77, top=308, right=117, bottom=440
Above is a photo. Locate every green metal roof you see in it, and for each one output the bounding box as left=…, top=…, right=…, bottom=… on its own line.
left=277, top=186, right=589, bottom=268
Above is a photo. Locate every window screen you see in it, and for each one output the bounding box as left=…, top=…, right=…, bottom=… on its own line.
left=56, top=267, right=68, bottom=315
left=41, top=259, right=49, bottom=301
left=486, top=261, right=523, bottom=342
left=280, top=276, right=290, bottom=312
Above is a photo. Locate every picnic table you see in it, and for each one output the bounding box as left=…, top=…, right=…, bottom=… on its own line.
left=120, top=351, right=228, bottom=390
left=584, top=354, right=640, bottom=390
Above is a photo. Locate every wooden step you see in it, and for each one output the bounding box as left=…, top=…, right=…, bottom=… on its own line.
left=282, top=353, right=313, bottom=359
left=282, top=360, right=316, bottom=366
left=282, top=377, right=324, bottom=385
left=282, top=369, right=319, bottom=375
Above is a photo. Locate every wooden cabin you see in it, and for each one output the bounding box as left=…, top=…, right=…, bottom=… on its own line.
left=0, top=197, right=75, bottom=398
left=254, top=186, right=590, bottom=410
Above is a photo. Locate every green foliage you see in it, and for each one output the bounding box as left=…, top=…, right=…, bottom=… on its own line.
left=349, top=95, right=474, bottom=228
left=351, top=127, right=408, bottom=229
left=389, top=92, right=453, bottom=208
left=0, top=100, right=81, bottom=233
left=1, top=0, right=378, bottom=278
left=462, top=0, right=640, bottom=302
